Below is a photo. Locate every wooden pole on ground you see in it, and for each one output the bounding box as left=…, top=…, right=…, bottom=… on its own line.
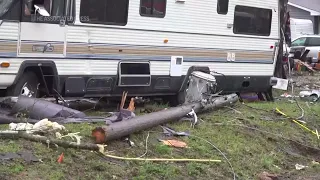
left=92, top=94, right=239, bottom=143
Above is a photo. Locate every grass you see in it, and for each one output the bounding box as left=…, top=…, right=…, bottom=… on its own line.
left=0, top=98, right=320, bottom=180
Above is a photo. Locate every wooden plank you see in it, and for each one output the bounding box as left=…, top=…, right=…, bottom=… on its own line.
left=294, top=59, right=316, bottom=72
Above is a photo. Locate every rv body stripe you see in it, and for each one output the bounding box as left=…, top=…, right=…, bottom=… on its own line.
left=0, top=40, right=274, bottom=63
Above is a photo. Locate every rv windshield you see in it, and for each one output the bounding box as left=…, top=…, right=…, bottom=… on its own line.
left=0, top=0, right=14, bottom=18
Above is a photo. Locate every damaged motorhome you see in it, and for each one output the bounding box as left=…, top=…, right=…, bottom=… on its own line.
left=0, top=0, right=282, bottom=103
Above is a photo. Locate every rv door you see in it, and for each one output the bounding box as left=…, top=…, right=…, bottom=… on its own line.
left=18, top=0, right=68, bottom=57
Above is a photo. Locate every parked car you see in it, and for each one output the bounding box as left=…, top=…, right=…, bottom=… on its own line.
left=284, top=35, right=320, bottom=63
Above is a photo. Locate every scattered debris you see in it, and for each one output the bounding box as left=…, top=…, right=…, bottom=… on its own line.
left=187, top=109, right=198, bottom=128
left=258, top=171, right=278, bottom=180
left=57, top=152, right=64, bottom=163
left=45, top=98, right=107, bottom=111
left=280, top=93, right=299, bottom=98
left=294, top=59, right=316, bottom=73
left=312, top=160, right=320, bottom=165
left=273, top=77, right=289, bottom=90
left=160, top=139, right=188, bottom=148
left=161, top=126, right=190, bottom=137
left=0, top=151, right=40, bottom=163
left=9, top=118, right=65, bottom=134
left=299, top=90, right=320, bottom=102
left=9, top=95, right=86, bottom=119
left=105, top=109, right=135, bottom=125
left=105, top=92, right=136, bottom=125
left=127, top=98, right=135, bottom=112
left=295, top=163, right=308, bottom=170
left=56, top=132, right=82, bottom=145
left=124, top=138, right=135, bottom=147
left=0, top=131, right=103, bottom=152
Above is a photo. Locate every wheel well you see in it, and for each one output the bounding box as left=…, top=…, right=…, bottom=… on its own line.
left=23, top=66, right=56, bottom=97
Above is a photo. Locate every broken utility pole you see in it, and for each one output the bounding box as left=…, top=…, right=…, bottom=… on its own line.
left=92, top=93, right=239, bottom=143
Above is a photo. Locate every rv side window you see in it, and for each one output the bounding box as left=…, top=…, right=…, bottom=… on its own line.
left=233, top=5, right=272, bottom=36
left=22, top=0, right=66, bottom=24
left=217, top=0, right=229, bottom=14
left=140, top=0, right=166, bottom=18
left=80, top=0, right=129, bottom=26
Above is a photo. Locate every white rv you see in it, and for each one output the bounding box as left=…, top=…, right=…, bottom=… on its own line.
left=0, top=0, right=280, bottom=103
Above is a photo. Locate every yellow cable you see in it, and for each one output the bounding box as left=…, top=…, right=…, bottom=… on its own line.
left=101, top=153, right=221, bottom=163
left=276, top=108, right=318, bottom=137
left=292, top=120, right=318, bottom=136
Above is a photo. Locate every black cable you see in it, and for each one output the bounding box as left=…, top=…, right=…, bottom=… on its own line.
left=211, top=71, right=227, bottom=93
left=211, top=71, right=227, bottom=81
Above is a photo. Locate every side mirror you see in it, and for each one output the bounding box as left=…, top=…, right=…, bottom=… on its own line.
left=34, top=5, right=50, bottom=16
left=0, top=20, right=3, bottom=26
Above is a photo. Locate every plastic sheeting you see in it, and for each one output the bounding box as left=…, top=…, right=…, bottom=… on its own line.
left=10, top=95, right=86, bottom=120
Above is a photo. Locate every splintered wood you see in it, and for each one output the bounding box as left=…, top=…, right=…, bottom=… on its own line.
left=119, top=91, right=135, bottom=112
left=92, top=91, right=135, bottom=144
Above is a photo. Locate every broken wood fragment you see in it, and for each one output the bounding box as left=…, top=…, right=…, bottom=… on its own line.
left=294, top=59, right=316, bottom=73
left=127, top=98, right=135, bottom=112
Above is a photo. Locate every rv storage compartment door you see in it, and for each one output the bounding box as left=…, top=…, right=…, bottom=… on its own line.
left=118, top=61, right=151, bottom=87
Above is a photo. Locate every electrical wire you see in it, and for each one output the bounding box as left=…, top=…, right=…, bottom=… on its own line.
left=211, top=71, right=227, bottom=83
left=190, top=135, right=236, bottom=180
left=137, top=131, right=150, bottom=158
left=100, top=153, right=222, bottom=163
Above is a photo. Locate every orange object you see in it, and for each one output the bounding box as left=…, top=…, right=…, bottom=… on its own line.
left=163, top=39, right=168, bottom=43
left=161, top=139, right=187, bottom=148
left=314, top=63, right=320, bottom=70
left=57, top=152, right=64, bottom=163
left=127, top=98, right=135, bottom=112
left=0, top=62, right=10, bottom=68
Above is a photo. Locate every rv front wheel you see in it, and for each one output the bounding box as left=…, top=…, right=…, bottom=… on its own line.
left=6, top=72, right=39, bottom=98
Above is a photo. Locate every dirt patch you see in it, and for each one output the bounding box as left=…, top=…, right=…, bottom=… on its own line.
left=288, top=141, right=320, bottom=162
left=291, top=72, right=320, bottom=92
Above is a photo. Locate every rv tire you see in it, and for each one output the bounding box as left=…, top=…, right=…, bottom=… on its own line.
left=6, top=72, right=39, bottom=98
